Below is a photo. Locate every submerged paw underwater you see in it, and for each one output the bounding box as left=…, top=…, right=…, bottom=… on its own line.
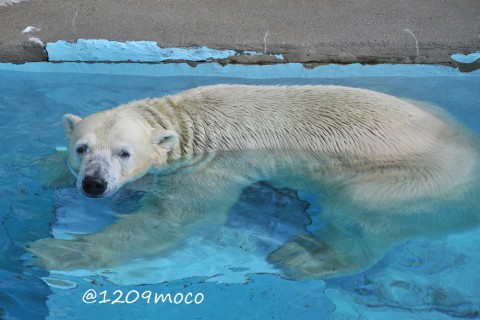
left=1, top=63, right=479, bottom=319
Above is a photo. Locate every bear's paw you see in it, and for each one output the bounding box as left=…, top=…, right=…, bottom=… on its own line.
left=267, top=233, right=349, bottom=280
left=28, top=238, right=106, bottom=271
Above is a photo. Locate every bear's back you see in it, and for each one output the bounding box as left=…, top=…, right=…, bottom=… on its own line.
left=171, top=85, right=449, bottom=160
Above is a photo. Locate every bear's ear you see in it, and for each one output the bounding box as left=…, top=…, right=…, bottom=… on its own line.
left=152, top=129, right=179, bottom=152
left=63, top=114, right=82, bottom=134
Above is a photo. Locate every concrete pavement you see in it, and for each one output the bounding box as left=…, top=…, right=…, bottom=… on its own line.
left=0, top=0, right=479, bottom=65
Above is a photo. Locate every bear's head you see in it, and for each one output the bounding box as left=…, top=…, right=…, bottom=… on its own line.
left=63, top=111, right=179, bottom=198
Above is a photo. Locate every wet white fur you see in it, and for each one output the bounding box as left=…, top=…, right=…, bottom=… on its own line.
left=30, top=85, right=480, bottom=278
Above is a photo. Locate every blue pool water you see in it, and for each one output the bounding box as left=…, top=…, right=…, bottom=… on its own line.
left=0, top=63, right=479, bottom=319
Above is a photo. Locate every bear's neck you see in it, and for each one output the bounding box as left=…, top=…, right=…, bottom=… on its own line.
left=126, top=98, right=197, bottom=159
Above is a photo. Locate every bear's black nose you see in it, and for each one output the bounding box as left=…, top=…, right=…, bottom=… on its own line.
left=82, top=176, right=108, bottom=197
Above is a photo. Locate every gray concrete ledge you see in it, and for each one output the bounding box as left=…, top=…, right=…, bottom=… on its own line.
left=1, top=0, right=479, bottom=65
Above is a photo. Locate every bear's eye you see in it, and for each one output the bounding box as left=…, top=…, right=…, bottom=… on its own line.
left=76, top=145, right=87, bottom=154
left=120, top=150, right=130, bottom=159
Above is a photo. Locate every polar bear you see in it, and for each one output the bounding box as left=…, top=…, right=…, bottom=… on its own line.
left=29, top=85, right=480, bottom=279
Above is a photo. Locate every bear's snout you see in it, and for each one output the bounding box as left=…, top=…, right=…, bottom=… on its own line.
left=82, top=176, right=108, bottom=197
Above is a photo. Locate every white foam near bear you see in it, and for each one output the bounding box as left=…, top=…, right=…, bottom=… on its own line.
left=29, top=85, right=480, bottom=279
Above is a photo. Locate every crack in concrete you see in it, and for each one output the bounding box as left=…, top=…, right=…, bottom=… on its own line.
left=404, top=29, right=420, bottom=57
left=264, top=31, right=269, bottom=54
left=72, top=9, right=78, bottom=31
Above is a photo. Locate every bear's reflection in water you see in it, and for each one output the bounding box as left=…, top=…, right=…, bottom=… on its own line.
left=30, top=148, right=480, bottom=280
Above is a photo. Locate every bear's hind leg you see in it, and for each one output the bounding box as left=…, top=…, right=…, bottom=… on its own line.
left=267, top=223, right=383, bottom=280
